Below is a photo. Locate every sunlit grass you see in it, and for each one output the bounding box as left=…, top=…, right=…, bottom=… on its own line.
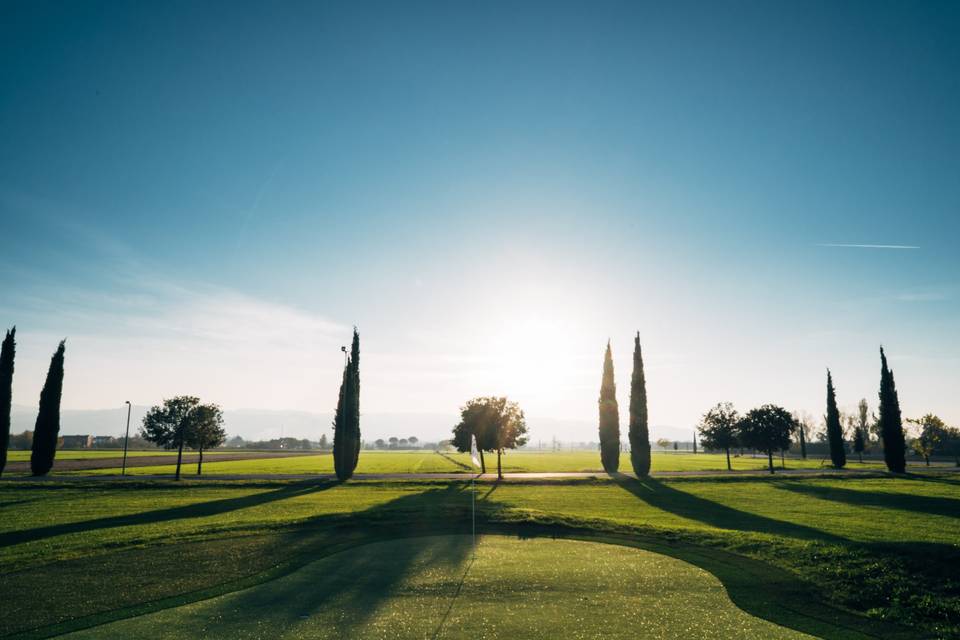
left=59, top=536, right=810, bottom=640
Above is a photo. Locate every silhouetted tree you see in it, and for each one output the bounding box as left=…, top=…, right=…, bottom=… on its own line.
left=698, top=402, right=739, bottom=471
left=908, top=414, right=947, bottom=467
left=319, top=433, right=329, bottom=450
left=332, top=360, right=356, bottom=480
left=348, top=328, right=361, bottom=468
left=878, top=347, right=906, bottom=473
left=140, top=395, right=201, bottom=480
left=825, top=370, right=846, bottom=468
left=0, top=327, right=14, bottom=477
left=453, top=396, right=527, bottom=479
left=30, top=340, right=65, bottom=476
left=737, top=405, right=796, bottom=474
left=598, top=340, right=620, bottom=473
left=184, top=403, right=225, bottom=475
left=853, top=422, right=865, bottom=463
left=628, top=333, right=651, bottom=477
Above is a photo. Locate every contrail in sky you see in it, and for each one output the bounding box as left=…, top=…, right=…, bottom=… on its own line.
left=817, top=243, right=920, bottom=250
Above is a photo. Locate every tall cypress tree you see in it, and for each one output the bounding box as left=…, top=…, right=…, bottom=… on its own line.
left=598, top=340, right=620, bottom=473
left=332, top=361, right=351, bottom=481
left=825, top=369, right=846, bottom=468
left=348, top=328, right=361, bottom=468
left=879, top=347, right=906, bottom=473
left=0, top=327, right=15, bottom=477
left=629, top=333, right=651, bottom=477
left=30, top=340, right=65, bottom=476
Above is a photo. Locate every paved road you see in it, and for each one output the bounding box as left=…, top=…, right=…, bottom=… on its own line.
left=4, top=467, right=958, bottom=482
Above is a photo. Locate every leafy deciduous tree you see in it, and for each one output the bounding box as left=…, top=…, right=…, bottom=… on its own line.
left=140, top=395, right=201, bottom=481
left=737, top=405, right=796, bottom=474
left=184, top=403, right=225, bottom=475
left=698, top=402, right=739, bottom=471
left=453, top=396, right=527, bottom=479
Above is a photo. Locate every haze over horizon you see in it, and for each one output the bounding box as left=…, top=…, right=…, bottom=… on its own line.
left=2, top=1, right=959, bottom=430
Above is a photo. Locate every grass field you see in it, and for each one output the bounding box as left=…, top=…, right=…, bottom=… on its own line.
left=58, top=536, right=810, bottom=640
left=1, top=473, right=958, bottom=638
left=48, top=450, right=949, bottom=476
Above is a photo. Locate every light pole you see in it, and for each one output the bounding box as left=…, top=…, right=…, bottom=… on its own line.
left=341, top=345, right=347, bottom=368
left=121, top=400, right=132, bottom=476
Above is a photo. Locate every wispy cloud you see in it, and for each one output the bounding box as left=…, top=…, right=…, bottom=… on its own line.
left=816, top=243, right=920, bottom=250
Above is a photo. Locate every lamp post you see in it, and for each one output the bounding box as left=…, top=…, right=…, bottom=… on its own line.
left=121, top=400, right=132, bottom=476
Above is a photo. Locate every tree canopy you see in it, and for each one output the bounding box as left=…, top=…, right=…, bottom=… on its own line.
left=697, top=402, right=739, bottom=471
left=452, top=396, right=527, bottom=478
left=737, top=404, right=796, bottom=474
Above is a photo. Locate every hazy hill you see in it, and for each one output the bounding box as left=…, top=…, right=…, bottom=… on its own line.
left=10, top=405, right=693, bottom=446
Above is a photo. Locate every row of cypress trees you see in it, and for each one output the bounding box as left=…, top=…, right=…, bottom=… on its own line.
left=332, top=328, right=361, bottom=481
left=823, top=348, right=906, bottom=472
left=0, top=327, right=67, bottom=477
left=598, top=333, right=651, bottom=477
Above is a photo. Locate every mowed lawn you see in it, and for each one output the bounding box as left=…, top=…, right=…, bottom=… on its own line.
left=57, top=449, right=946, bottom=476
left=59, top=536, right=810, bottom=640
left=1, top=474, right=958, bottom=638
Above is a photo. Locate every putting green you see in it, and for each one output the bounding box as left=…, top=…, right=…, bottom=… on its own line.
left=62, top=536, right=811, bottom=639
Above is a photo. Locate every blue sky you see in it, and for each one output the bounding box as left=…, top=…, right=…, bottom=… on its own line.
left=1, top=0, right=958, bottom=435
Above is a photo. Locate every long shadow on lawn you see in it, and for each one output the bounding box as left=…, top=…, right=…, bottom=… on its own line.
left=142, top=484, right=476, bottom=639
left=0, top=480, right=337, bottom=547
left=612, top=474, right=847, bottom=543
left=778, top=481, right=960, bottom=519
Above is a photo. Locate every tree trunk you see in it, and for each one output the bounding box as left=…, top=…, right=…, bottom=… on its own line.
left=497, top=449, right=503, bottom=480
left=780, top=449, right=785, bottom=469
left=197, top=445, right=203, bottom=475
left=925, top=455, right=930, bottom=467
left=859, top=452, right=863, bottom=463
left=767, top=450, right=774, bottom=474
left=479, top=449, right=486, bottom=474
left=175, top=438, right=184, bottom=481
left=725, top=448, right=731, bottom=471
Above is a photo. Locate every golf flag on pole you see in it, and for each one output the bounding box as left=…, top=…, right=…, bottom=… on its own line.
left=470, top=434, right=481, bottom=469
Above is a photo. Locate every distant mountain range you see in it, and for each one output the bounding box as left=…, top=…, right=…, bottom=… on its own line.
left=10, top=405, right=695, bottom=445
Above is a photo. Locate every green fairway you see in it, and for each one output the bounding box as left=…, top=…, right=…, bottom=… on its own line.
left=60, top=449, right=938, bottom=476
left=60, top=535, right=810, bottom=640
left=4, top=450, right=180, bottom=462
left=2, top=475, right=957, bottom=638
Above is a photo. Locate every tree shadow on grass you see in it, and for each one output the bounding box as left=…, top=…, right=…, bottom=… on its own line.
left=0, top=480, right=338, bottom=547
left=777, top=481, right=960, bottom=520
left=611, top=474, right=848, bottom=543
left=125, top=484, right=477, bottom=639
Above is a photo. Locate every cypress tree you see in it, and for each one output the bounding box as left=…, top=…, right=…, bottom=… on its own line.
left=878, top=347, right=906, bottom=473
left=825, top=370, right=846, bottom=468
left=30, top=340, right=65, bottom=476
left=348, top=328, right=361, bottom=468
left=628, top=332, right=651, bottom=477
left=332, top=361, right=352, bottom=480
left=0, top=327, right=15, bottom=477
left=598, top=340, right=620, bottom=473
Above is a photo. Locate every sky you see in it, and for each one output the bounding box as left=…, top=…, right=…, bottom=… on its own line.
left=1, top=0, right=959, bottom=439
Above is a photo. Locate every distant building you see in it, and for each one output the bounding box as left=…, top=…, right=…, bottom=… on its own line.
left=60, top=435, right=93, bottom=449
left=92, top=436, right=118, bottom=448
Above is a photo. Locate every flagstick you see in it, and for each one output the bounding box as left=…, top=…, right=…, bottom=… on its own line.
left=471, top=474, right=476, bottom=559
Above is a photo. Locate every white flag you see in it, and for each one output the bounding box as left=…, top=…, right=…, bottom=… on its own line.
left=470, top=434, right=481, bottom=469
